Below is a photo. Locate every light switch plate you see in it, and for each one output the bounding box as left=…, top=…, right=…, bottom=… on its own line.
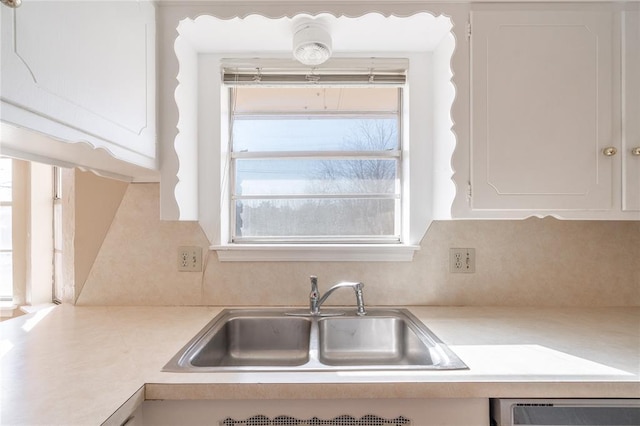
left=450, top=248, right=476, bottom=273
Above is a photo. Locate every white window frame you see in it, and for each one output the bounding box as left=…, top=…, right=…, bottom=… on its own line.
left=0, top=158, right=13, bottom=302
left=203, top=53, right=446, bottom=262
left=203, top=52, right=449, bottom=262
left=208, top=57, right=427, bottom=261
left=2, top=160, right=56, bottom=306
left=227, top=84, right=404, bottom=245
left=52, top=166, right=63, bottom=304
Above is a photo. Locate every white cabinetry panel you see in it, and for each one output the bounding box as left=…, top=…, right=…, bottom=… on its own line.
left=470, top=10, right=614, bottom=212
left=0, top=1, right=156, bottom=172
left=623, top=10, right=640, bottom=212
left=133, top=398, right=489, bottom=426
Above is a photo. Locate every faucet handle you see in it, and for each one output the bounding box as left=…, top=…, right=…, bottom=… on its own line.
left=354, top=282, right=366, bottom=316
left=309, top=275, right=320, bottom=315
left=309, top=275, right=319, bottom=296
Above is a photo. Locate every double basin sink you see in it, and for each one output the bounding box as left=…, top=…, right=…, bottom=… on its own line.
left=163, top=308, right=467, bottom=372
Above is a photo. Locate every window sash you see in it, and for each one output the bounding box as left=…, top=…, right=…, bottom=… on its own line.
left=231, top=150, right=401, bottom=160
left=0, top=158, right=11, bottom=300
left=231, top=198, right=401, bottom=243
left=233, top=236, right=402, bottom=245
left=228, top=85, right=403, bottom=244
left=231, top=154, right=401, bottom=199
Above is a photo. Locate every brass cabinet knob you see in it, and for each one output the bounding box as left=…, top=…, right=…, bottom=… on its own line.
left=602, top=147, right=617, bottom=157
left=632, top=147, right=640, bottom=156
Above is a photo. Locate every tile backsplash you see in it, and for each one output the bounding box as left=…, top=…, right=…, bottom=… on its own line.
left=76, top=183, right=640, bottom=307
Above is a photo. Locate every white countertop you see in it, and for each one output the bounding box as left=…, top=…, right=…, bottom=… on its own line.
left=1, top=305, right=639, bottom=425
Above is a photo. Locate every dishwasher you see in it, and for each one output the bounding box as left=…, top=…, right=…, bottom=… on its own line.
left=490, top=398, right=640, bottom=426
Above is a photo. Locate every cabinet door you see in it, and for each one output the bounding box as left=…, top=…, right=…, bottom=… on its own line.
left=623, top=9, right=640, bottom=212
left=470, top=10, right=614, bottom=212
left=0, top=1, right=156, bottom=171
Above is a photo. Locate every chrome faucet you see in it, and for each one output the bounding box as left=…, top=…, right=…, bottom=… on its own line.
left=309, top=275, right=366, bottom=316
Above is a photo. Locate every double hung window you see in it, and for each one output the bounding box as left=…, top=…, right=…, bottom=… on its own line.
left=226, top=64, right=405, bottom=244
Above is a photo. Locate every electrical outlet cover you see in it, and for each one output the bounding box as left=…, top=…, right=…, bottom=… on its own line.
left=449, top=248, right=476, bottom=273
left=178, top=246, right=203, bottom=272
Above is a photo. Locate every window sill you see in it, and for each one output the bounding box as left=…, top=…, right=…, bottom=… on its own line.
left=0, top=302, right=18, bottom=320
left=19, top=303, right=58, bottom=314
left=211, top=244, right=420, bottom=262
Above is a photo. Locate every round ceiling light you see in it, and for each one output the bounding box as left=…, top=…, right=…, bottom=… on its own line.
left=292, top=22, right=332, bottom=66
left=1, top=0, right=22, bottom=7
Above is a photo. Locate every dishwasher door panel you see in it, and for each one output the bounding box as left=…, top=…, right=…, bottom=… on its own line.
left=491, top=398, right=640, bottom=426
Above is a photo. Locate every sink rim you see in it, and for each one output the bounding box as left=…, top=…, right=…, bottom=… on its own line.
left=162, top=307, right=468, bottom=373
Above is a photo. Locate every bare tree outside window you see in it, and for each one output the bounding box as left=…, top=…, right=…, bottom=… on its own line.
left=310, top=120, right=398, bottom=236
left=314, top=119, right=397, bottom=194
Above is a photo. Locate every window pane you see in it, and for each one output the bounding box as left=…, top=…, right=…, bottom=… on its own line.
left=235, top=159, right=397, bottom=196
left=235, top=198, right=396, bottom=238
left=0, top=158, right=11, bottom=202
left=0, top=252, right=12, bottom=298
left=54, top=202, right=63, bottom=250
left=233, top=118, right=398, bottom=152
left=53, top=252, right=63, bottom=302
left=53, top=167, right=62, bottom=199
left=0, top=206, right=11, bottom=250
left=229, top=85, right=403, bottom=244
left=234, top=87, right=399, bottom=114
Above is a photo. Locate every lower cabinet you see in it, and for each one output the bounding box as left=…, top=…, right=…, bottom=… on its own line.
left=127, top=398, right=489, bottom=426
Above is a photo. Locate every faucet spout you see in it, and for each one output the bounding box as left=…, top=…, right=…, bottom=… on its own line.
left=308, top=276, right=366, bottom=316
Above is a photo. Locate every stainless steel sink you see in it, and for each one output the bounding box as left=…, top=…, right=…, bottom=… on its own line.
left=319, top=316, right=437, bottom=366
left=163, top=308, right=467, bottom=372
left=190, top=316, right=311, bottom=367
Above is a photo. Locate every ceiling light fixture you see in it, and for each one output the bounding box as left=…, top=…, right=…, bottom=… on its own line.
left=1, top=0, right=22, bottom=8
left=292, top=22, right=332, bottom=66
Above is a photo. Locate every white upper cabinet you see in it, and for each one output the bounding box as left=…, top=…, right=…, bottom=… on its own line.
left=623, top=9, right=640, bottom=212
left=467, top=9, right=618, bottom=216
left=456, top=7, right=638, bottom=219
left=0, top=1, right=157, bottom=180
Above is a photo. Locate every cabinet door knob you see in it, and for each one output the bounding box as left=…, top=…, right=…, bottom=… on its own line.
left=602, top=147, right=617, bottom=157
left=632, top=147, right=640, bottom=156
